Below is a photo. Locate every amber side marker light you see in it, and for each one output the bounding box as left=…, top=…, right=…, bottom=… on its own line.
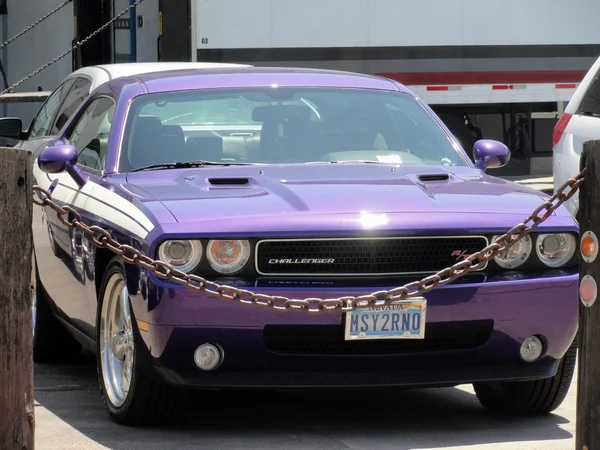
left=581, top=231, right=598, bottom=263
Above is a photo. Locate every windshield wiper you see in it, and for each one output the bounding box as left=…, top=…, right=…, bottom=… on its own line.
left=304, top=160, right=385, bottom=164
left=333, top=160, right=389, bottom=163
left=131, top=160, right=255, bottom=172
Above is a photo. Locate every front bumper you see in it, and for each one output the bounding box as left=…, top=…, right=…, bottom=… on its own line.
left=130, top=270, right=579, bottom=389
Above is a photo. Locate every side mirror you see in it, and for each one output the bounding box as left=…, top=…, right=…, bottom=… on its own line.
left=473, top=139, right=510, bottom=171
left=38, top=144, right=88, bottom=187
left=0, top=117, right=24, bottom=140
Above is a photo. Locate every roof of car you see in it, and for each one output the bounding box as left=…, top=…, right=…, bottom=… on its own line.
left=118, top=66, right=407, bottom=94
left=73, top=62, right=252, bottom=82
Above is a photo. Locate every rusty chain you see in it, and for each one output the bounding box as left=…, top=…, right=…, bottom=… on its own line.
left=0, top=0, right=146, bottom=95
left=0, top=0, right=73, bottom=51
left=31, top=170, right=585, bottom=313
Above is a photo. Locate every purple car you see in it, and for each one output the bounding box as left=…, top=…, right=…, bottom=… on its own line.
left=5, top=65, right=579, bottom=426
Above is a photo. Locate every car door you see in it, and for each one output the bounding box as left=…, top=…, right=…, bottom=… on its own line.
left=28, top=76, right=95, bottom=299
left=35, top=95, right=116, bottom=336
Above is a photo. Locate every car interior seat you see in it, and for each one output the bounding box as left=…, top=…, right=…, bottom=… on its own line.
left=253, top=104, right=313, bottom=163
left=186, top=134, right=224, bottom=161
left=161, top=124, right=189, bottom=162
left=128, top=115, right=166, bottom=169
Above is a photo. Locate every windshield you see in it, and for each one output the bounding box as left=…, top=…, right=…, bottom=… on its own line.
left=119, top=87, right=468, bottom=171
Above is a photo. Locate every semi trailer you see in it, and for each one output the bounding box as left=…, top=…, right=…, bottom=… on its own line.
left=8, top=0, right=600, bottom=176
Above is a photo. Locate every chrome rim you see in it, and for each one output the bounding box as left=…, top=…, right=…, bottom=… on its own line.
left=44, top=211, right=55, bottom=249
left=99, top=271, right=134, bottom=408
left=71, top=231, right=85, bottom=280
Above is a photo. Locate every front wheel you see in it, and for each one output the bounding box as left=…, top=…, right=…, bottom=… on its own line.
left=473, top=338, right=577, bottom=416
left=96, top=257, right=186, bottom=426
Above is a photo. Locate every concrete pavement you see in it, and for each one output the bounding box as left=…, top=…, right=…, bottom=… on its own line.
left=34, top=350, right=577, bottom=449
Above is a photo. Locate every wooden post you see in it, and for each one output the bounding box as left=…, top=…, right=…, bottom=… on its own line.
left=577, top=139, right=600, bottom=450
left=0, top=147, right=34, bottom=449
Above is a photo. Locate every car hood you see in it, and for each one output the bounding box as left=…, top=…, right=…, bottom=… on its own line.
left=124, top=163, right=565, bottom=233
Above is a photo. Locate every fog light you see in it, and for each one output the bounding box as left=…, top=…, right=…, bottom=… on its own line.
left=194, top=343, right=223, bottom=371
left=520, top=336, right=544, bottom=362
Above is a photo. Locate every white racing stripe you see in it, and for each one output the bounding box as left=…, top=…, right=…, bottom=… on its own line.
left=33, top=163, right=155, bottom=240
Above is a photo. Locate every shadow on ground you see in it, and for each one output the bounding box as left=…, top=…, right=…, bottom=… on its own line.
left=34, top=350, right=573, bottom=450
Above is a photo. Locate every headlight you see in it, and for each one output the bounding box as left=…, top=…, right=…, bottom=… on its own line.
left=492, top=234, right=532, bottom=269
left=536, top=233, right=576, bottom=268
left=207, top=240, right=251, bottom=274
left=157, top=239, right=203, bottom=273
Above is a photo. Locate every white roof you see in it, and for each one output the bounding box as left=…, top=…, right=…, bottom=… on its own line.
left=70, top=62, right=253, bottom=86
left=96, top=62, right=252, bottom=78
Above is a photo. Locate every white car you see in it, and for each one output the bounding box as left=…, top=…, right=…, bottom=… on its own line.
left=5, top=62, right=251, bottom=155
left=553, top=55, right=600, bottom=217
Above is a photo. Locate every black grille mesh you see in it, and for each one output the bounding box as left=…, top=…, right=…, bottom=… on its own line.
left=418, top=174, right=449, bottom=182
left=264, top=320, right=493, bottom=355
left=256, top=237, right=487, bottom=275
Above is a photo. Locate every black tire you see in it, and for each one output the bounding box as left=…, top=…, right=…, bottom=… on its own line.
left=473, top=338, right=577, bottom=416
left=96, top=257, right=186, bottom=426
left=32, top=256, right=83, bottom=363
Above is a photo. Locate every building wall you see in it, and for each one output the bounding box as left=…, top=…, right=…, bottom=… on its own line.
left=4, top=0, right=74, bottom=126
left=1, top=0, right=160, bottom=127
left=136, top=0, right=159, bottom=62
left=113, top=0, right=159, bottom=63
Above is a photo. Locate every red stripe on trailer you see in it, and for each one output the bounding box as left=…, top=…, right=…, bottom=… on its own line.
left=492, top=85, right=513, bottom=90
left=378, top=70, right=587, bottom=86
left=556, top=83, right=577, bottom=89
left=426, top=86, right=449, bottom=91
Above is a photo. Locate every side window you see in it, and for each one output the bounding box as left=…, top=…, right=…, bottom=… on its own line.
left=67, top=97, right=115, bottom=172
left=51, top=77, right=92, bottom=134
left=578, top=67, right=600, bottom=116
left=29, top=78, right=75, bottom=139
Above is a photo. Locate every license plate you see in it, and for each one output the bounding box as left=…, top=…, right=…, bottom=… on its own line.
left=344, top=298, right=427, bottom=340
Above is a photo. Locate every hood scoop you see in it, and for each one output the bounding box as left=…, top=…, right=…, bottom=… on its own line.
left=207, top=177, right=250, bottom=186
left=417, top=174, right=450, bottom=182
